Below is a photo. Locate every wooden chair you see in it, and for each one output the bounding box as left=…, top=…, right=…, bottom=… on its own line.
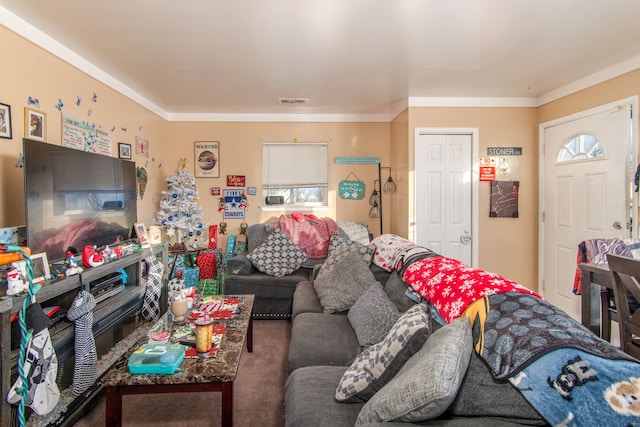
left=606, top=254, right=640, bottom=359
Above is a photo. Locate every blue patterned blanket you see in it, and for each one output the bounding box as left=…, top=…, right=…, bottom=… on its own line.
left=510, top=349, right=640, bottom=426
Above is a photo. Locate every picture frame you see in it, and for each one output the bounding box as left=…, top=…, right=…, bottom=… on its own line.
left=15, top=252, right=50, bottom=284
left=118, top=142, right=132, bottom=159
left=24, top=107, right=46, bottom=141
left=134, top=223, right=150, bottom=248
left=0, top=103, right=12, bottom=139
left=194, top=141, right=220, bottom=178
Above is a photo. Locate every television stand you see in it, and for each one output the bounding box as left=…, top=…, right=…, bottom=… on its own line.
left=0, top=243, right=168, bottom=427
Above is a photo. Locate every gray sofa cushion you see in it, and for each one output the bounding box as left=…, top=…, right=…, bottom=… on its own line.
left=335, top=303, right=431, bottom=403
left=285, top=366, right=364, bottom=427
left=446, top=353, right=546, bottom=423
left=247, top=228, right=308, bottom=277
left=348, top=282, right=401, bottom=347
left=289, top=313, right=362, bottom=372
left=356, top=317, right=473, bottom=424
left=384, top=272, right=417, bottom=312
left=291, top=281, right=323, bottom=320
left=314, top=253, right=377, bottom=313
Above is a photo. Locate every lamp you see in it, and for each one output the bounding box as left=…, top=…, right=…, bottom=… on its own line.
left=383, top=176, right=396, bottom=193
left=368, top=200, right=380, bottom=218
left=369, top=180, right=381, bottom=205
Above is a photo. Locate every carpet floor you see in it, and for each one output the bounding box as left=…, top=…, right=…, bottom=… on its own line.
left=73, top=320, right=291, bottom=426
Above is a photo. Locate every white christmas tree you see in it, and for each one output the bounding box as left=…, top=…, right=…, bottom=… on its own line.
left=155, top=159, right=206, bottom=246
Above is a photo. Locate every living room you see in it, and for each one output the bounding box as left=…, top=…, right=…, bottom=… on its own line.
left=1, top=2, right=640, bottom=426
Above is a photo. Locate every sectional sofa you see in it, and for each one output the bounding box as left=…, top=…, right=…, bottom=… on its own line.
left=283, top=234, right=640, bottom=426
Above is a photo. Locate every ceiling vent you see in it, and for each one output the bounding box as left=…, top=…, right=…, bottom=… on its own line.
left=278, top=97, right=308, bottom=104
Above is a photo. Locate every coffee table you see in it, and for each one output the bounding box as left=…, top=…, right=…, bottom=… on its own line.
left=101, top=294, right=254, bottom=427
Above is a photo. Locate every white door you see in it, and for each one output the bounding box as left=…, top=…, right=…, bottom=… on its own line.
left=542, top=103, right=632, bottom=321
left=415, top=133, right=474, bottom=265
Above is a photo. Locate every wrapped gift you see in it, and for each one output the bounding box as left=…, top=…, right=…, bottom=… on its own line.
left=176, top=266, right=200, bottom=288
left=198, top=278, right=221, bottom=296
left=197, top=250, right=218, bottom=279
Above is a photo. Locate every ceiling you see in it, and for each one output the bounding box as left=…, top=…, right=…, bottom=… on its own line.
left=3, top=0, right=640, bottom=121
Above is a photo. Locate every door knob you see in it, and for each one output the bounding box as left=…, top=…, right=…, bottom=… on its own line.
left=612, top=221, right=622, bottom=230
left=460, top=231, right=472, bottom=245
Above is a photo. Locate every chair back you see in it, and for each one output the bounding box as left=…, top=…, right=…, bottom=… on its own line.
left=607, top=254, right=640, bottom=359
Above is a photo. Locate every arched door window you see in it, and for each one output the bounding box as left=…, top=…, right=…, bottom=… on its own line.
left=556, top=133, right=605, bottom=164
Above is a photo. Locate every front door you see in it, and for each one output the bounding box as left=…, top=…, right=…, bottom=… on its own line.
left=541, top=101, right=632, bottom=321
left=415, top=131, right=475, bottom=266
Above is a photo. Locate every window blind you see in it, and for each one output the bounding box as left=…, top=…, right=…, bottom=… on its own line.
left=262, top=142, right=328, bottom=186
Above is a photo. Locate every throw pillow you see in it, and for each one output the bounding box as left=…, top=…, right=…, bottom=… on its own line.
left=348, top=282, right=401, bottom=347
left=247, top=228, right=308, bottom=277
left=326, top=235, right=375, bottom=269
left=335, top=303, right=431, bottom=402
left=314, top=253, right=377, bottom=313
left=356, top=317, right=473, bottom=424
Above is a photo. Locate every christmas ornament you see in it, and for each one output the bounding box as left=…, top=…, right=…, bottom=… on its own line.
left=240, top=222, right=248, bottom=235
left=219, top=222, right=227, bottom=234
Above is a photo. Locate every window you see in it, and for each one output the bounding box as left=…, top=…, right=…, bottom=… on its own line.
left=556, top=133, right=605, bottom=164
left=262, top=142, right=328, bottom=208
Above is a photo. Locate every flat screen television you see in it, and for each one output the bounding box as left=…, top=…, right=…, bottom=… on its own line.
left=23, top=138, right=137, bottom=262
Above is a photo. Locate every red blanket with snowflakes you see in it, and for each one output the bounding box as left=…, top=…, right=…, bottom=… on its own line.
left=402, top=255, right=541, bottom=323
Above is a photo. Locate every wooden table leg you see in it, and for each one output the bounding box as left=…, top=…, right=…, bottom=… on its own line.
left=221, top=381, right=233, bottom=427
left=105, top=386, right=123, bottom=427
left=247, top=316, right=253, bottom=353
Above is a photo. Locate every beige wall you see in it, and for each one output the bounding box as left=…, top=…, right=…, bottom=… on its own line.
left=166, top=122, right=389, bottom=249
left=0, top=26, right=169, bottom=230
left=538, top=68, right=640, bottom=123
left=405, top=107, right=539, bottom=289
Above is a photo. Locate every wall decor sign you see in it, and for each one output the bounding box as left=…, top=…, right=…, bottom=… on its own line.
left=247, top=186, right=257, bottom=196
left=490, top=180, right=519, bottom=218
left=210, top=187, right=221, bottom=196
left=135, top=135, right=149, bottom=157
left=220, top=189, right=248, bottom=219
left=195, top=141, right=220, bottom=178
left=334, top=156, right=381, bottom=164
left=226, top=175, right=245, bottom=187
left=0, top=103, right=12, bottom=139
left=25, top=107, right=46, bottom=142
left=339, top=172, right=365, bottom=200
left=487, top=147, right=522, bottom=156
left=62, top=112, right=111, bottom=154
left=118, top=142, right=132, bottom=159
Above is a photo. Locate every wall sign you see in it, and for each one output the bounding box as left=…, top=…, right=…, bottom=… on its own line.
left=226, top=175, right=245, bottom=186
left=479, top=166, right=496, bottom=181
left=334, top=156, right=381, bottom=164
left=487, top=147, right=522, bottom=156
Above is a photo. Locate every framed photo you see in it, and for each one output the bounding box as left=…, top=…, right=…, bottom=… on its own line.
left=118, top=142, right=132, bottom=159
left=134, top=223, right=150, bottom=248
left=194, top=141, right=220, bottom=178
left=24, top=107, right=46, bottom=141
left=0, top=103, right=12, bottom=139
left=15, top=253, right=50, bottom=284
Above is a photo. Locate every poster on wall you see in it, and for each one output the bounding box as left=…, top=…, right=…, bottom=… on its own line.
left=220, top=189, right=247, bottom=219
left=490, top=180, right=519, bottom=218
left=195, top=141, right=220, bottom=178
left=61, top=112, right=111, bottom=154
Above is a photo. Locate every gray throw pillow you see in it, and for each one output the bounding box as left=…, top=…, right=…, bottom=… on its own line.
left=329, top=234, right=375, bottom=264
left=335, top=303, right=431, bottom=403
left=247, top=228, right=308, bottom=277
left=356, top=317, right=472, bottom=424
left=348, top=282, right=401, bottom=347
left=314, top=253, right=377, bottom=313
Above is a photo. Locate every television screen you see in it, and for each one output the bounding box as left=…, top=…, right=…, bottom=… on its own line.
left=23, top=139, right=137, bottom=262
